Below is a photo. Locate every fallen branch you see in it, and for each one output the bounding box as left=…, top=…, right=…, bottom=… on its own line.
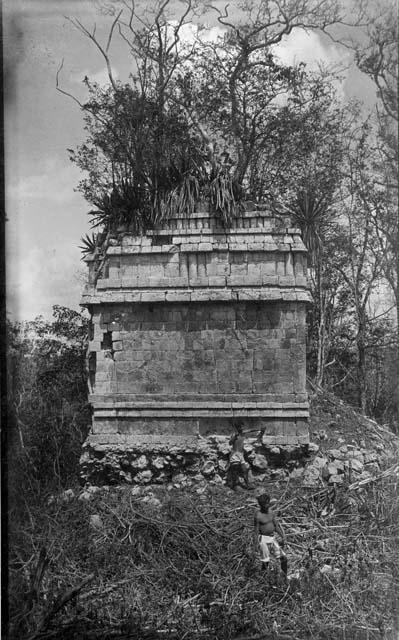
left=29, top=573, right=95, bottom=639
left=11, top=465, right=398, bottom=639
left=348, top=463, right=399, bottom=490
left=233, top=633, right=294, bottom=640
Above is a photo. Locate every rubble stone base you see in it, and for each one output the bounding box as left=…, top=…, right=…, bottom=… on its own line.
left=80, top=431, right=309, bottom=486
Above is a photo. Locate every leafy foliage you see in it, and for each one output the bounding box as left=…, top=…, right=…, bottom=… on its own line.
left=7, top=305, right=91, bottom=492
left=66, top=2, right=357, bottom=241
left=79, top=233, right=98, bottom=257
left=70, top=83, right=208, bottom=236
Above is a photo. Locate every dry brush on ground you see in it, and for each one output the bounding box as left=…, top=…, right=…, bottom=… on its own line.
left=8, top=461, right=399, bottom=640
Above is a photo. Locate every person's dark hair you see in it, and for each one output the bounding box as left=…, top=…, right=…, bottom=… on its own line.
left=257, top=493, right=271, bottom=510
left=233, top=420, right=244, bottom=432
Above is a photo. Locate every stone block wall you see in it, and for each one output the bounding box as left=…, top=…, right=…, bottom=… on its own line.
left=80, top=209, right=311, bottom=484
left=90, top=301, right=306, bottom=396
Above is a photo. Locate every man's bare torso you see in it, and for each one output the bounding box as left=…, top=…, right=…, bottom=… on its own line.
left=255, top=509, right=275, bottom=536
left=232, top=434, right=245, bottom=452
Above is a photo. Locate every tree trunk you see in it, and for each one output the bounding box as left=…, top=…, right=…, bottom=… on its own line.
left=315, top=255, right=327, bottom=389
left=356, top=314, right=367, bottom=413
left=316, top=309, right=326, bottom=389
left=395, top=283, right=399, bottom=344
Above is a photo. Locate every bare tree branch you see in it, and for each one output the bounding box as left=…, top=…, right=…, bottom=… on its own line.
left=65, top=15, right=120, bottom=91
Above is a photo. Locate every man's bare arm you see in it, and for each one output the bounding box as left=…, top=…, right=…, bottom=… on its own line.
left=253, top=513, right=259, bottom=547
left=242, top=427, right=266, bottom=436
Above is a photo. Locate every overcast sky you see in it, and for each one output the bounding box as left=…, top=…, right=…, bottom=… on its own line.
left=4, top=0, right=377, bottom=321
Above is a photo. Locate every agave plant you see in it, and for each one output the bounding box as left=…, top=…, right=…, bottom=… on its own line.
left=166, top=174, right=201, bottom=218
left=282, top=188, right=336, bottom=265
left=79, top=233, right=98, bottom=258
left=208, top=169, right=241, bottom=226
left=88, top=180, right=151, bottom=235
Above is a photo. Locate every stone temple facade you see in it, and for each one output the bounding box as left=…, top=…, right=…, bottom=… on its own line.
left=80, top=208, right=311, bottom=484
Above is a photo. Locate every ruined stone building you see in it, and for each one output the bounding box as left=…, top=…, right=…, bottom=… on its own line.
left=80, top=208, right=310, bottom=484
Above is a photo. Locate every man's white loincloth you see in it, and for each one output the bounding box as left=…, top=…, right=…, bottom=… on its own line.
left=229, top=451, right=249, bottom=469
left=258, top=534, right=286, bottom=562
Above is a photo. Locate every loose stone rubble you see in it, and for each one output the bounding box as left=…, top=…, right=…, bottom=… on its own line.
left=301, top=443, right=381, bottom=487
left=80, top=431, right=311, bottom=485
left=79, top=433, right=389, bottom=488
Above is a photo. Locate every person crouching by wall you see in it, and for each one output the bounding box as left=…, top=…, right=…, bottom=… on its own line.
left=226, top=421, right=251, bottom=490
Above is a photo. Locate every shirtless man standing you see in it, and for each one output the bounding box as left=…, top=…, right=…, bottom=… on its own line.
left=254, top=493, right=288, bottom=575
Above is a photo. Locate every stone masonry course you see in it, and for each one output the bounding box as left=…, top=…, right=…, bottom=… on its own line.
left=80, top=208, right=311, bottom=484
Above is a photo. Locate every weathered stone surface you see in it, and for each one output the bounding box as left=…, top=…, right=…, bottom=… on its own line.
left=61, top=489, right=75, bottom=502
left=297, top=442, right=385, bottom=488
left=363, top=451, right=378, bottom=464
left=333, top=459, right=345, bottom=472
left=302, top=467, right=321, bottom=487
left=119, top=470, right=132, bottom=483
left=329, top=449, right=345, bottom=460
left=312, top=456, right=328, bottom=470
left=172, top=473, right=187, bottom=485
left=80, top=209, right=310, bottom=484
left=141, top=494, right=162, bottom=507
left=86, top=485, right=101, bottom=494
left=213, top=438, right=231, bottom=456
left=135, top=470, right=152, bottom=484
left=153, top=472, right=169, bottom=484
left=90, top=514, right=103, bottom=531
left=345, top=458, right=364, bottom=473
left=152, top=457, right=165, bottom=470
left=302, top=455, right=328, bottom=486
left=270, top=446, right=281, bottom=455
left=134, top=455, right=148, bottom=470
left=243, top=443, right=254, bottom=454
left=79, top=491, right=93, bottom=501
left=289, top=467, right=304, bottom=479
left=323, top=462, right=344, bottom=479
left=202, top=460, right=216, bottom=477
left=252, top=454, right=269, bottom=470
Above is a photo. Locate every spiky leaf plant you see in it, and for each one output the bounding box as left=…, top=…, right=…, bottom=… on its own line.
left=79, top=233, right=98, bottom=258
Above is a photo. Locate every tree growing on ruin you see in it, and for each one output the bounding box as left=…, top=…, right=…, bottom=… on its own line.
left=59, top=0, right=366, bottom=237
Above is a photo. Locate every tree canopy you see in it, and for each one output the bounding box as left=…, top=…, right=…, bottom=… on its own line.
left=61, top=0, right=365, bottom=234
